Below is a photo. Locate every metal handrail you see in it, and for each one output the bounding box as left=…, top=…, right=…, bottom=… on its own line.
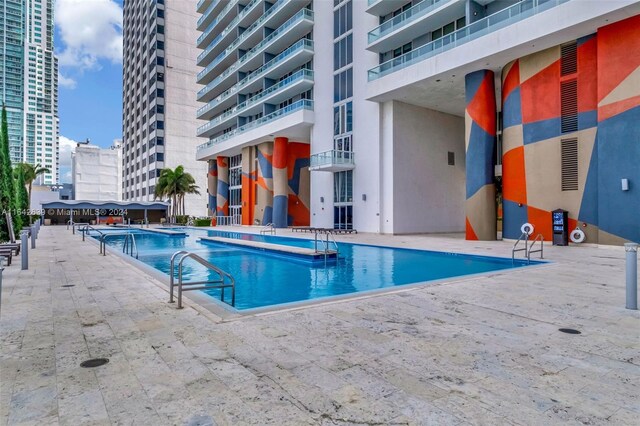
left=512, top=232, right=529, bottom=263
left=100, top=232, right=135, bottom=256
left=71, top=222, right=91, bottom=235
left=260, top=223, right=275, bottom=235
left=168, top=251, right=235, bottom=309
left=528, top=234, right=544, bottom=263
left=326, top=232, right=339, bottom=255
left=122, top=233, right=139, bottom=259
left=314, top=230, right=339, bottom=262
left=79, top=224, right=104, bottom=241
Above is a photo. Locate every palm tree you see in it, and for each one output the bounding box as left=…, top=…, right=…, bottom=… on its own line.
left=19, top=163, right=50, bottom=210
left=154, top=166, right=200, bottom=218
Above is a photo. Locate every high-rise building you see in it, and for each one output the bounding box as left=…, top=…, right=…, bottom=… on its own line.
left=196, top=0, right=640, bottom=245
left=0, top=0, right=59, bottom=184
left=122, top=0, right=207, bottom=216
left=72, top=139, right=123, bottom=201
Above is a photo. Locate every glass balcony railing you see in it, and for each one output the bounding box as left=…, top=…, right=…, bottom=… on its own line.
left=310, top=150, right=355, bottom=169
left=197, top=0, right=221, bottom=28
left=197, top=8, right=313, bottom=83
left=198, top=0, right=281, bottom=66
left=368, top=0, right=570, bottom=81
left=197, top=69, right=314, bottom=134
left=197, top=40, right=314, bottom=115
left=368, top=0, right=449, bottom=44
left=197, top=0, right=239, bottom=46
left=197, top=99, right=314, bottom=152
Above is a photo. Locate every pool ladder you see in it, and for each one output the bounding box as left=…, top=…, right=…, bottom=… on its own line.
left=512, top=232, right=543, bottom=264
left=260, top=223, right=276, bottom=235
left=314, top=231, right=339, bottom=261
left=169, top=251, right=236, bottom=309
left=98, top=232, right=138, bottom=259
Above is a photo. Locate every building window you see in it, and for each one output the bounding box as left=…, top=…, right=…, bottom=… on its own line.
left=333, top=1, right=352, bottom=38
left=333, top=34, right=353, bottom=71
left=333, top=69, right=353, bottom=103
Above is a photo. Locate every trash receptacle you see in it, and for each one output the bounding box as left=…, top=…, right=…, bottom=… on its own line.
left=552, top=209, right=569, bottom=246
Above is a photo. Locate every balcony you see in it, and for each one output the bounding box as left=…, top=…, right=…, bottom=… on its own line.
left=197, top=8, right=314, bottom=86
left=197, top=0, right=225, bottom=31
left=367, top=0, right=458, bottom=53
left=197, top=38, right=313, bottom=108
left=197, top=69, right=314, bottom=136
left=197, top=0, right=215, bottom=15
left=368, top=0, right=570, bottom=81
left=197, top=99, right=313, bottom=155
left=197, top=0, right=262, bottom=66
left=309, top=150, right=355, bottom=172
left=366, top=0, right=411, bottom=17
left=197, top=0, right=240, bottom=49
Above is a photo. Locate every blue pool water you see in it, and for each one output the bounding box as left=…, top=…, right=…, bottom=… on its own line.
left=93, top=228, right=539, bottom=311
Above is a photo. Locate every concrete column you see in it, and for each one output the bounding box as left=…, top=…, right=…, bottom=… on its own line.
left=464, top=69, right=497, bottom=241
left=272, top=137, right=289, bottom=228
left=216, top=156, right=229, bottom=218
left=207, top=159, right=217, bottom=220
left=241, top=146, right=255, bottom=225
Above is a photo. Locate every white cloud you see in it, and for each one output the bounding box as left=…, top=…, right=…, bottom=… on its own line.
left=58, top=136, right=78, bottom=184
left=58, top=73, right=77, bottom=89
left=55, top=0, right=123, bottom=71
left=58, top=135, right=77, bottom=168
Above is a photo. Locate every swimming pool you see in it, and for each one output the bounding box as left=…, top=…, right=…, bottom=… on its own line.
left=93, top=228, right=540, bottom=311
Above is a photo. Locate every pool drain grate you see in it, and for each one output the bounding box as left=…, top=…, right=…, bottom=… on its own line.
left=80, top=358, right=109, bottom=368
left=61, top=284, right=75, bottom=288
left=558, top=328, right=581, bottom=335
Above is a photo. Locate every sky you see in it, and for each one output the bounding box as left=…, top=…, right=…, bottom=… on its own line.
left=54, top=0, right=124, bottom=182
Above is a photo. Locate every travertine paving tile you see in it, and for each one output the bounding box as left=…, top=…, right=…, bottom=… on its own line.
left=0, top=226, right=638, bottom=425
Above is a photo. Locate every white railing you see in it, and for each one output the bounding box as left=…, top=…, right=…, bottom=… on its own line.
left=368, top=0, right=570, bottom=80
left=310, top=150, right=355, bottom=169
left=197, top=99, right=314, bottom=152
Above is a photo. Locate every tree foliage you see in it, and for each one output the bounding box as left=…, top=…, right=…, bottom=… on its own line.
left=0, top=105, right=17, bottom=241
left=19, top=162, right=50, bottom=210
left=14, top=165, right=30, bottom=227
left=153, top=165, right=200, bottom=218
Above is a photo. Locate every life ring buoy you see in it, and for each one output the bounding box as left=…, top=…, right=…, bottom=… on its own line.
left=520, top=222, right=534, bottom=236
left=570, top=228, right=586, bottom=243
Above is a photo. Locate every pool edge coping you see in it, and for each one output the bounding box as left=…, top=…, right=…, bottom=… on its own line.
left=87, top=232, right=555, bottom=322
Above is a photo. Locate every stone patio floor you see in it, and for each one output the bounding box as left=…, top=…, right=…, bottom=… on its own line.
left=0, top=226, right=638, bottom=425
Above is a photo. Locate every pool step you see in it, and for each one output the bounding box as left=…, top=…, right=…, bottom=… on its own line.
left=199, top=236, right=338, bottom=261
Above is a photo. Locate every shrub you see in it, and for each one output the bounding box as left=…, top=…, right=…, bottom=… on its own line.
left=175, top=215, right=189, bottom=225
left=193, top=218, right=211, bottom=227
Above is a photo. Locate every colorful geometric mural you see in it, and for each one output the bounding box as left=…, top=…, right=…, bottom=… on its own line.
left=216, top=156, right=229, bottom=217
left=286, top=142, right=310, bottom=227
left=207, top=159, right=217, bottom=218
left=501, top=15, right=639, bottom=244
left=238, top=139, right=310, bottom=227
left=273, top=137, right=289, bottom=228
left=464, top=69, right=497, bottom=241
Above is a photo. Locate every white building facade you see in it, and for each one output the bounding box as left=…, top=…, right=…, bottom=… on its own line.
left=196, top=0, right=640, bottom=244
left=72, top=140, right=122, bottom=201
left=122, top=0, right=207, bottom=216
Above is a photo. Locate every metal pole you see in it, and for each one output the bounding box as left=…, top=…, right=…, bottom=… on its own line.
left=0, top=266, right=4, bottom=316
left=21, top=231, right=28, bottom=270
left=30, top=225, right=36, bottom=249
left=144, top=209, right=148, bottom=228
left=70, top=209, right=74, bottom=233
left=625, top=243, right=638, bottom=310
